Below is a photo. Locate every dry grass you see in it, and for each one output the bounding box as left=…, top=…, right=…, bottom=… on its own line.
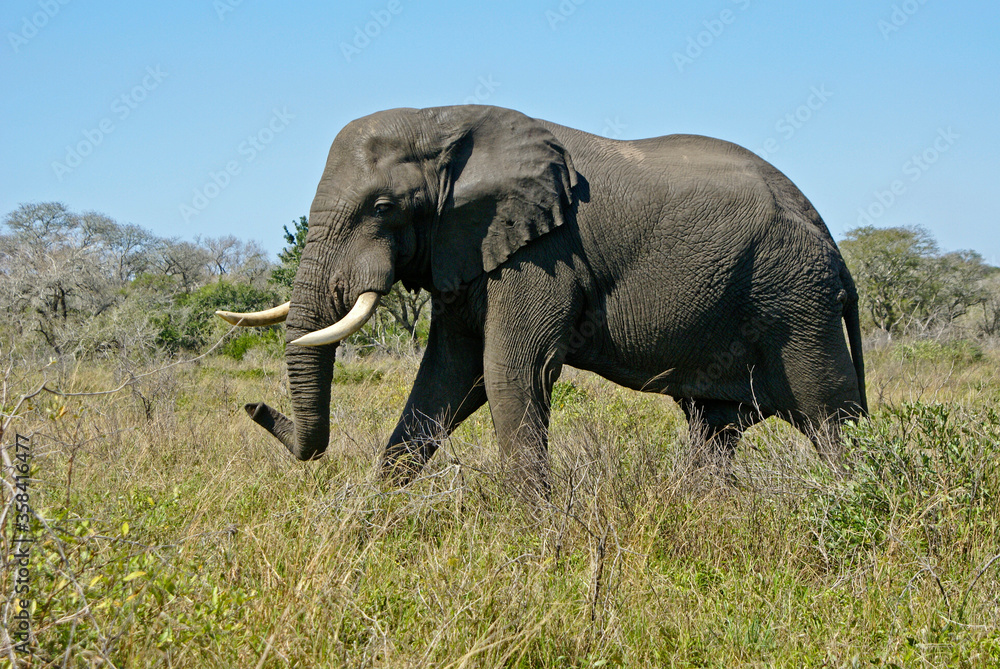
left=2, top=343, right=999, bottom=667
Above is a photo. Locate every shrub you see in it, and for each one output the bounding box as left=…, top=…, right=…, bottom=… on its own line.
left=893, top=339, right=984, bottom=365
left=219, top=329, right=284, bottom=361
left=154, top=281, right=281, bottom=352
left=809, top=402, right=999, bottom=567
left=551, top=380, right=589, bottom=413
left=332, top=361, right=384, bottom=385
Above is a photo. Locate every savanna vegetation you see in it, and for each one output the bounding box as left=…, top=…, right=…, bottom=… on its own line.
left=2, top=203, right=998, bottom=667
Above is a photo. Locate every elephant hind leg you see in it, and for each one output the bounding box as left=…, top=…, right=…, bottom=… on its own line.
left=782, top=407, right=857, bottom=473
left=680, top=399, right=763, bottom=475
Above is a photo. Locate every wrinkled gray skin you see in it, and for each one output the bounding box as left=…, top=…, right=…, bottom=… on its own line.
left=246, top=105, right=866, bottom=486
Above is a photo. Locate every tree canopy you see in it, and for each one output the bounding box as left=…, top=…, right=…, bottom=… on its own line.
left=840, top=225, right=995, bottom=337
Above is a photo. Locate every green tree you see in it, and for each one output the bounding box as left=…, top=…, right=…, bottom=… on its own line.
left=840, top=226, right=933, bottom=335
left=914, top=250, right=990, bottom=332
left=154, top=280, right=281, bottom=352
left=840, top=225, right=991, bottom=337
left=270, top=215, right=308, bottom=289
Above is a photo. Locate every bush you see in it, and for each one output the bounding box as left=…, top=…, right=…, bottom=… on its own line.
left=893, top=339, right=984, bottom=365
left=551, top=380, right=589, bottom=413
left=154, top=281, right=282, bottom=352
left=332, top=361, right=384, bottom=385
left=809, top=402, right=998, bottom=567
left=219, top=329, right=284, bottom=361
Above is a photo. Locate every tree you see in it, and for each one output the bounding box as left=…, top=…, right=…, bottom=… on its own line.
left=3, top=201, right=76, bottom=244
left=154, top=239, right=211, bottom=293
left=101, top=221, right=158, bottom=283
left=913, top=250, right=990, bottom=333
left=203, top=235, right=270, bottom=285
left=840, top=225, right=991, bottom=337
left=2, top=202, right=285, bottom=358
left=270, top=215, right=308, bottom=289
left=154, top=280, right=282, bottom=352
left=381, top=285, right=431, bottom=339
left=2, top=204, right=121, bottom=352
left=977, top=271, right=1000, bottom=337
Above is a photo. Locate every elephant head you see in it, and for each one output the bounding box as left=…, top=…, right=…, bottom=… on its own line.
left=217, top=105, right=578, bottom=461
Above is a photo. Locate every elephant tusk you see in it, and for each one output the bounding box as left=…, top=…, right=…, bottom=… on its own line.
left=290, top=292, right=381, bottom=347
left=215, top=301, right=291, bottom=326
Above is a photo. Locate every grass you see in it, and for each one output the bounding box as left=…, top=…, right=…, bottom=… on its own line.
left=1, top=340, right=999, bottom=667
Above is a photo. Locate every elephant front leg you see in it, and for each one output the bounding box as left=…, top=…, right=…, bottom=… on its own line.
left=380, top=316, right=486, bottom=485
left=480, top=273, right=580, bottom=497
left=483, top=347, right=564, bottom=498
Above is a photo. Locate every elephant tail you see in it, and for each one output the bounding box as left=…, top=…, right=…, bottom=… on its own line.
left=841, top=268, right=868, bottom=416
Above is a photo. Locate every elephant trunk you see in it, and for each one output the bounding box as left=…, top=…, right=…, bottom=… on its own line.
left=239, top=205, right=384, bottom=460
left=246, top=328, right=335, bottom=461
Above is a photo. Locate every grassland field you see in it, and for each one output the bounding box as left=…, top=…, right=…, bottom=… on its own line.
left=1, top=337, right=999, bottom=667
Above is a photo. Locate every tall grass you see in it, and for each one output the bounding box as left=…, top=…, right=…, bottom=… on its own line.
left=2, top=342, right=999, bottom=667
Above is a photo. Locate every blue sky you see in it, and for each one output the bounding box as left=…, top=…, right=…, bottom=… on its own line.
left=3, top=1, right=998, bottom=262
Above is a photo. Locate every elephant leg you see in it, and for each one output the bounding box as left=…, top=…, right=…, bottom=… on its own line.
left=482, top=317, right=578, bottom=496
left=479, top=263, right=581, bottom=497
left=681, top=399, right=761, bottom=470
left=380, top=314, right=487, bottom=484
left=483, top=354, right=562, bottom=498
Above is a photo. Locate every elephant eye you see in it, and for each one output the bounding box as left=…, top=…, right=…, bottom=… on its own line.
left=374, top=201, right=394, bottom=216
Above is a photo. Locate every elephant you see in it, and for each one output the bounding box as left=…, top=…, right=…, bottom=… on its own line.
left=217, top=104, right=867, bottom=488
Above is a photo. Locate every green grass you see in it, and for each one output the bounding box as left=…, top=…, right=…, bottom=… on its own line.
left=2, top=345, right=999, bottom=667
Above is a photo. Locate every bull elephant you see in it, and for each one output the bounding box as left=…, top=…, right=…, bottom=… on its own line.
left=217, top=105, right=866, bottom=487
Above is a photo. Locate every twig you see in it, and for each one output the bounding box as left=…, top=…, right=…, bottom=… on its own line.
left=1, top=325, right=240, bottom=447
left=957, top=552, right=1000, bottom=624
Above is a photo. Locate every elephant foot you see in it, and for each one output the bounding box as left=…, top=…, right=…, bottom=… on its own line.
left=502, top=451, right=552, bottom=504
left=379, top=441, right=438, bottom=486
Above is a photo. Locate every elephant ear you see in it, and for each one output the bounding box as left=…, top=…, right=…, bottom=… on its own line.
left=428, top=106, right=578, bottom=291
